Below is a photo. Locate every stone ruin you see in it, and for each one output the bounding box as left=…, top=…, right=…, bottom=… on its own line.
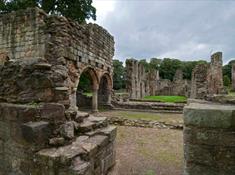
left=125, top=59, right=157, bottom=99
left=125, top=59, right=191, bottom=99
left=0, top=8, right=116, bottom=175
left=190, top=52, right=224, bottom=99
left=232, top=63, right=235, bottom=91
left=156, top=69, right=191, bottom=97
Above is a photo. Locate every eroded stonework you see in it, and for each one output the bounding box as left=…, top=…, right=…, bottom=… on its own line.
left=126, top=59, right=157, bottom=99
left=184, top=102, right=235, bottom=175
left=156, top=69, right=191, bottom=97
left=190, top=52, right=224, bottom=99
left=0, top=8, right=116, bottom=175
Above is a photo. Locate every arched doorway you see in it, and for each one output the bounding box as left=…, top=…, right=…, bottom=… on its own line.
left=76, top=67, right=99, bottom=112
left=98, top=73, right=112, bottom=108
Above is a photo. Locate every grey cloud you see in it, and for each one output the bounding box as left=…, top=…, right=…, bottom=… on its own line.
left=98, top=0, right=235, bottom=63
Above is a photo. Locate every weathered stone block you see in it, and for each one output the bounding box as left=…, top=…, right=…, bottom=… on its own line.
left=184, top=103, right=235, bottom=129
left=184, top=127, right=235, bottom=147
left=39, top=103, right=65, bottom=121
left=60, top=121, right=75, bottom=139
left=21, top=121, right=51, bottom=144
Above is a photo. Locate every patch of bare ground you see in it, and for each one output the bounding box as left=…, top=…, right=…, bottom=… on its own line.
left=109, top=126, right=183, bottom=175
left=99, top=110, right=183, bottom=125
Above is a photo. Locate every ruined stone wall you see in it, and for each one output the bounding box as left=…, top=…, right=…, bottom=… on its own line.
left=190, top=52, right=224, bottom=99
left=155, top=69, right=191, bottom=97
left=184, top=102, right=235, bottom=174
left=207, top=52, right=224, bottom=95
left=0, top=8, right=116, bottom=175
left=148, top=69, right=157, bottom=96
left=232, top=64, right=235, bottom=91
left=126, top=59, right=150, bottom=99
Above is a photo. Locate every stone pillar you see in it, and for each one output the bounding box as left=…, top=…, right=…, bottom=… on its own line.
left=92, top=87, right=98, bottom=112
left=107, top=90, right=112, bottom=105
left=183, top=103, right=235, bottom=174
left=232, top=64, right=235, bottom=91
left=69, top=88, right=78, bottom=110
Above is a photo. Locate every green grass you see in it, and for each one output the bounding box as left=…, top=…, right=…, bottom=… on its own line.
left=144, top=95, right=187, bottom=103
left=228, top=91, right=235, bottom=96
left=83, top=92, right=92, bottom=97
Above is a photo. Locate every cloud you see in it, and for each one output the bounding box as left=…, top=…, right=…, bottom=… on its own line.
left=92, top=0, right=235, bottom=64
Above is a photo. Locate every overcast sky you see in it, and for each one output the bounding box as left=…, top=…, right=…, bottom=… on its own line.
left=90, top=0, right=235, bottom=64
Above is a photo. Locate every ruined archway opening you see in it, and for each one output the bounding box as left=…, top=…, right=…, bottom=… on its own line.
left=76, top=68, right=98, bottom=112
left=98, top=74, right=112, bottom=109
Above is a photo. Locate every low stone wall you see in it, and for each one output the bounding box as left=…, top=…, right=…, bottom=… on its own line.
left=107, top=117, right=183, bottom=129
left=183, top=102, right=235, bottom=174
left=112, top=101, right=185, bottom=113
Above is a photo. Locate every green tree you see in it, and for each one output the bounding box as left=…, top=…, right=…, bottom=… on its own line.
left=223, top=75, right=231, bottom=87
left=139, top=59, right=150, bottom=72
left=0, top=0, right=96, bottom=23
left=223, top=60, right=235, bottom=82
left=149, top=58, right=161, bottom=70
left=181, top=60, right=207, bottom=80
left=113, top=59, right=125, bottom=90
left=159, top=58, right=182, bottom=81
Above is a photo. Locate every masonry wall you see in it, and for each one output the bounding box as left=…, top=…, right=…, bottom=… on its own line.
left=0, top=8, right=116, bottom=175
left=126, top=59, right=150, bottom=99
left=184, top=102, right=235, bottom=174
left=232, top=64, right=235, bottom=91
left=156, top=69, right=191, bottom=97
left=190, top=52, right=224, bottom=99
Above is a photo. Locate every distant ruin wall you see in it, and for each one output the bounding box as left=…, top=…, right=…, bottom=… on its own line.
left=126, top=59, right=154, bottom=99
left=232, top=64, right=235, bottom=91
left=184, top=103, right=235, bottom=174
left=156, top=69, right=191, bottom=97
left=190, top=52, right=224, bottom=99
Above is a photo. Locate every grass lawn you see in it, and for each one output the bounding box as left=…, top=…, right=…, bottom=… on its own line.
left=83, top=92, right=92, bottom=97
left=144, top=95, right=187, bottom=103
left=228, top=91, right=235, bottom=96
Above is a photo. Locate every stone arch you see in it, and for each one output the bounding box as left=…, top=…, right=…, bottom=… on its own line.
left=98, top=72, right=113, bottom=107
left=74, top=66, right=99, bottom=112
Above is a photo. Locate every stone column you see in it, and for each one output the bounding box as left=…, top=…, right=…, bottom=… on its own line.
left=107, top=90, right=112, bottom=105
left=183, top=102, right=235, bottom=174
left=92, top=87, right=98, bottom=113
left=232, top=64, right=235, bottom=91
left=69, top=88, right=78, bottom=110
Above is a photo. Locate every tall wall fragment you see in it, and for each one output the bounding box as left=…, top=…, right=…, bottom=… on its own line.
left=126, top=59, right=152, bottom=99
left=190, top=52, right=224, bottom=99
left=232, top=64, right=235, bottom=91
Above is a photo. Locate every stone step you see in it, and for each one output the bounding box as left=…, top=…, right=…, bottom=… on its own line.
left=36, top=134, right=112, bottom=174
left=78, top=116, right=108, bottom=133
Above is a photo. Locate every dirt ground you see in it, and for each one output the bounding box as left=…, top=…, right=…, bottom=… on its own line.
left=99, top=110, right=183, bottom=125
left=109, top=126, right=183, bottom=175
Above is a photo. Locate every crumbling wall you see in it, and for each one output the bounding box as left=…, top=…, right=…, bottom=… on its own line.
left=183, top=102, right=235, bottom=174
left=155, top=69, right=191, bottom=97
left=0, top=8, right=116, bottom=175
left=232, top=64, right=235, bottom=91
left=126, top=59, right=150, bottom=99
left=190, top=52, right=224, bottom=99
left=207, top=52, right=224, bottom=94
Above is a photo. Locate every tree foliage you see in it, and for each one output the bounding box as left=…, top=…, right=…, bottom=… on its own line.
left=113, top=59, right=125, bottom=90
left=222, top=60, right=235, bottom=85
left=0, top=0, right=96, bottom=23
